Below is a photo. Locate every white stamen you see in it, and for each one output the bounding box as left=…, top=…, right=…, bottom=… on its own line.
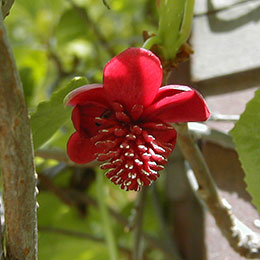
left=142, top=169, right=150, bottom=176
left=116, top=169, right=124, bottom=175
left=137, top=178, right=143, bottom=186
left=135, top=159, right=143, bottom=166
left=115, top=178, right=122, bottom=184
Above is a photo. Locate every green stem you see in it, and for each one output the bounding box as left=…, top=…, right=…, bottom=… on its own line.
left=142, top=36, right=161, bottom=50
left=158, top=0, right=185, bottom=59
left=96, top=172, right=119, bottom=260
left=177, top=0, right=194, bottom=48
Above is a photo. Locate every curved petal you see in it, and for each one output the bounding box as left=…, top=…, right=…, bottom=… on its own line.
left=67, top=132, right=98, bottom=164
left=103, top=48, right=162, bottom=111
left=72, top=103, right=109, bottom=137
left=65, top=84, right=108, bottom=107
left=143, top=85, right=210, bottom=122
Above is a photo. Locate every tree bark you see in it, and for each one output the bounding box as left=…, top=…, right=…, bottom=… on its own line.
left=0, top=4, right=38, bottom=260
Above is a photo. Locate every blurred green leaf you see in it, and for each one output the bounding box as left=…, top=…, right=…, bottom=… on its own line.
left=38, top=192, right=111, bottom=260
left=20, top=66, right=35, bottom=106
left=56, top=8, right=87, bottom=45
left=230, top=88, right=260, bottom=212
left=31, top=77, right=88, bottom=149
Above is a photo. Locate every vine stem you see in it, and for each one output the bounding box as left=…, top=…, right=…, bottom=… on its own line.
left=96, top=172, right=119, bottom=260
left=175, top=123, right=260, bottom=259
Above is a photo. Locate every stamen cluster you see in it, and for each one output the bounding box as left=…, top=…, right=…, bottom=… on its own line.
left=91, top=102, right=174, bottom=191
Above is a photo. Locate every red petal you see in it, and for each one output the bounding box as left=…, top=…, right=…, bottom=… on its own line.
left=67, top=132, right=97, bottom=164
left=65, top=84, right=108, bottom=107
left=103, top=48, right=162, bottom=111
left=72, top=103, right=108, bottom=136
left=149, top=127, right=177, bottom=148
left=143, top=85, right=210, bottom=122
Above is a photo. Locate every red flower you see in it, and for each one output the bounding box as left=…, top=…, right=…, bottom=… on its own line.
left=65, top=48, right=210, bottom=191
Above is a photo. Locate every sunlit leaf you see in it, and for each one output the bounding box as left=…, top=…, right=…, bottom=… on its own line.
left=56, top=8, right=87, bottom=45
left=230, top=88, right=260, bottom=212
left=31, top=77, right=88, bottom=149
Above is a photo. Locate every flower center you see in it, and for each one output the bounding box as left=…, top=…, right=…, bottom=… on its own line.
left=91, top=102, right=174, bottom=191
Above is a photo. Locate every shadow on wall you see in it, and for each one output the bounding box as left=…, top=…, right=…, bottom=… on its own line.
left=207, top=0, right=260, bottom=32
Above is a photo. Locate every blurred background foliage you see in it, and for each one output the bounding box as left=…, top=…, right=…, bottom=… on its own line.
left=3, top=1, right=169, bottom=259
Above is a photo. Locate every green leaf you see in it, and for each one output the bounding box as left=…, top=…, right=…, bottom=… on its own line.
left=56, top=8, right=87, bottom=45
left=20, top=66, right=35, bottom=106
left=230, top=88, right=260, bottom=212
left=31, top=77, right=88, bottom=149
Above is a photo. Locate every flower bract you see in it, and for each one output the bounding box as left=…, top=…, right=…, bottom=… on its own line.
left=65, top=48, right=210, bottom=191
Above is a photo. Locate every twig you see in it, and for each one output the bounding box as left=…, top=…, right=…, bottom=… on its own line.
left=188, top=122, right=235, bottom=150
left=1, top=0, right=14, bottom=18
left=209, top=113, right=240, bottom=122
left=67, top=0, right=116, bottom=57
left=0, top=5, right=38, bottom=260
left=132, top=187, right=147, bottom=260
left=102, top=0, right=110, bottom=10
left=35, top=148, right=99, bottom=168
left=38, top=226, right=132, bottom=257
left=175, top=123, right=260, bottom=259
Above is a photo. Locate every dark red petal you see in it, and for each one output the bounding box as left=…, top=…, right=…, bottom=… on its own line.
left=67, top=132, right=97, bottom=164
left=65, top=84, right=108, bottom=107
left=72, top=103, right=108, bottom=137
left=103, top=48, right=162, bottom=111
left=71, top=106, right=81, bottom=132
left=143, top=85, right=210, bottom=122
left=149, top=127, right=177, bottom=148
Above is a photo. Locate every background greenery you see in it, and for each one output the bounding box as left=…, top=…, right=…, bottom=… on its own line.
left=5, top=1, right=165, bottom=259
left=2, top=0, right=260, bottom=259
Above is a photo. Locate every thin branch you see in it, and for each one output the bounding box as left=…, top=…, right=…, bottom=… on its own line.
left=209, top=113, right=240, bottom=122
left=38, top=226, right=132, bottom=258
left=1, top=0, right=14, bottom=18
left=132, top=187, right=147, bottom=260
left=175, top=123, right=260, bottom=259
left=102, top=0, right=111, bottom=10
left=35, top=148, right=99, bottom=168
left=0, top=5, right=37, bottom=260
left=67, top=0, right=116, bottom=57
left=188, top=122, right=235, bottom=150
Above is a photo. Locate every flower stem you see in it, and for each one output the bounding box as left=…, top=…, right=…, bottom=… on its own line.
left=158, top=0, right=194, bottom=60
left=132, top=187, right=147, bottom=260
left=96, top=172, right=119, bottom=260
left=142, top=36, right=161, bottom=50
left=177, top=0, right=194, bottom=48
